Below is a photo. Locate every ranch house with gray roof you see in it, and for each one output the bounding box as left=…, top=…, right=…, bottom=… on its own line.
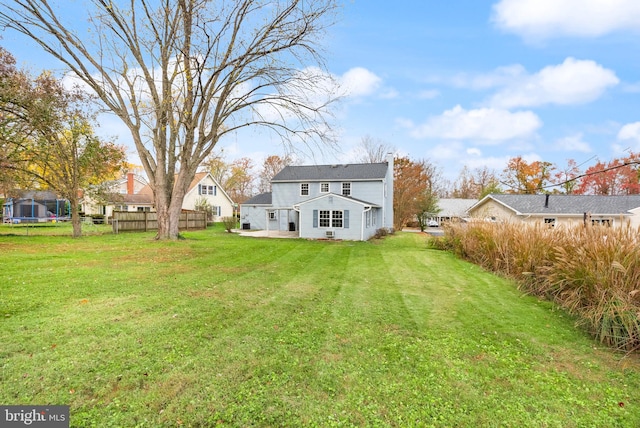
left=469, top=194, right=640, bottom=228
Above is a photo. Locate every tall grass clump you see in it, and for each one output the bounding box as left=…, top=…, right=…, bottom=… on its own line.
left=434, top=221, right=640, bottom=351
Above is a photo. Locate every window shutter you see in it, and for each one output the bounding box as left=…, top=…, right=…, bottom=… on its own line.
left=344, top=210, right=350, bottom=228
left=313, top=210, right=318, bottom=228
left=214, top=186, right=217, bottom=196
left=198, top=184, right=202, bottom=195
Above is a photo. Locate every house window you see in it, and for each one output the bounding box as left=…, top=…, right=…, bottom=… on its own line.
left=137, top=207, right=151, bottom=212
left=319, top=210, right=344, bottom=228
left=269, top=210, right=277, bottom=221
left=198, top=184, right=216, bottom=195
left=332, top=210, right=343, bottom=228
left=300, top=183, right=309, bottom=196
left=592, top=218, right=612, bottom=227
left=544, top=218, right=556, bottom=228
left=319, top=210, right=330, bottom=227
left=342, top=182, right=351, bottom=196
left=320, top=182, right=329, bottom=193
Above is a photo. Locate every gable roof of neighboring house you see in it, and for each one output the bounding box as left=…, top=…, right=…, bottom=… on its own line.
left=472, top=194, right=640, bottom=216
left=243, top=192, right=272, bottom=205
left=138, top=172, right=235, bottom=204
left=437, top=198, right=477, bottom=217
left=272, top=162, right=389, bottom=182
left=106, top=192, right=154, bottom=205
left=294, top=192, right=381, bottom=208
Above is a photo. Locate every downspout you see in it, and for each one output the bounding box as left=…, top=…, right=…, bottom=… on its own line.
left=362, top=206, right=372, bottom=241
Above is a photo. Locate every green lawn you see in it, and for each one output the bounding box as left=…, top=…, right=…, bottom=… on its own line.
left=1, top=226, right=639, bottom=427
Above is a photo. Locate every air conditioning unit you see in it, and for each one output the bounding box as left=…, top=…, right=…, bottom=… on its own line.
left=325, top=230, right=335, bottom=238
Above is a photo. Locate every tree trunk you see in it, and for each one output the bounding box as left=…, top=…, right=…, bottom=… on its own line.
left=154, top=171, right=190, bottom=240
left=70, top=195, right=82, bottom=238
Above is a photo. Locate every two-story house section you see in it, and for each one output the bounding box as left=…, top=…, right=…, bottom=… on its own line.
left=240, top=154, right=394, bottom=241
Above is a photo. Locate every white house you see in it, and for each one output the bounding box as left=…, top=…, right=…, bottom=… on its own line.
left=240, top=155, right=394, bottom=241
left=179, top=171, right=235, bottom=221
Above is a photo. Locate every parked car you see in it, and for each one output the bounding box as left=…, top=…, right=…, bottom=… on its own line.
left=428, top=220, right=439, bottom=227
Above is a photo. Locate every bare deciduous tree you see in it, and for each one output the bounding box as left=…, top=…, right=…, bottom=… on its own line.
left=354, top=135, right=395, bottom=164
left=0, top=0, right=339, bottom=239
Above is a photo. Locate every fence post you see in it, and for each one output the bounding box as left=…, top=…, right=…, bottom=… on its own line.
left=144, top=211, right=148, bottom=232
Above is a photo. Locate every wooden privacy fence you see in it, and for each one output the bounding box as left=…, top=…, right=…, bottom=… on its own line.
left=112, top=210, right=207, bottom=233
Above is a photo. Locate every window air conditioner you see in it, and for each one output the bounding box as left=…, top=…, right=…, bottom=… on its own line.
left=325, top=230, right=335, bottom=238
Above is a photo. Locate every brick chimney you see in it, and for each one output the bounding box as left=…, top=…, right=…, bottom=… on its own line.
left=127, top=173, right=135, bottom=195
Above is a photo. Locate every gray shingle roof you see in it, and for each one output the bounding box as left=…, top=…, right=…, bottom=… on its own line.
left=243, top=192, right=272, bottom=205
left=489, top=194, right=640, bottom=215
left=437, top=198, right=477, bottom=217
left=272, top=162, right=389, bottom=182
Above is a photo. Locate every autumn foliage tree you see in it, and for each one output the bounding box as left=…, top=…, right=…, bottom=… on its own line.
left=0, top=47, right=126, bottom=237
left=451, top=165, right=501, bottom=199
left=552, top=159, right=582, bottom=194
left=258, top=154, right=296, bottom=193
left=393, top=156, right=441, bottom=230
left=574, top=152, right=640, bottom=195
left=501, top=156, right=554, bottom=194
left=202, top=152, right=256, bottom=204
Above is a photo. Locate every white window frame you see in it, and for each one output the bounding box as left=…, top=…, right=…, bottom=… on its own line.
left=319, top=210, right=343, bottom=228
left=320, top=182, right=329, bottom=193
left=342, top=182, right=351, bottom=196
left=300, top=183, right=309, bottom=196
left=268, top=210, right=277, bottom=221
left=332, top=210, right=343, bottom=228
left=544, top=218, right=556, bottom=228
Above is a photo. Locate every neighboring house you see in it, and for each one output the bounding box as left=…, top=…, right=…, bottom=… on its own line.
left=83, top=171, right=234, bottom=222
left=179, top=171, right=235, bottom=221
left=2, top=190, right=69, bottom=223
left=435, top=198, right=477, bottom=223
left=240, top=155, right=394, bottom=241
left=81, top=173, right=154, bottom=218
left=468, top=194, right=640, bottom=228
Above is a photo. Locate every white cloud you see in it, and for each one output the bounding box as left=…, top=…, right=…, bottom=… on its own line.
left=451, top=64, right=526, bottom=90
left=464, top=155, right=513, bottom=172
left=492, top=0, right=640, bottom=40
left=466, top=148, right=482, bottom=156
left=339, top=67, right=382, bottom=97
left=425, top=142, right=465, bottom=162
left=617, top=122, right=640, bottom=146
left=403, top=105, right=541, bottom=142
left=555, top=133, right=592, bottom=153
left=490, top=58, right=619, bottom=108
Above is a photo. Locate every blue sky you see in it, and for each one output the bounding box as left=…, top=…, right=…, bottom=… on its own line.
left=2, top=0, right=640, bottom=185
left=320, top=0, right=640, bottom=183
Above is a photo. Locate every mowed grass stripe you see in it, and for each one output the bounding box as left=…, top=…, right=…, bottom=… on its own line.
left=1, top=227, right=639, bottom=426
